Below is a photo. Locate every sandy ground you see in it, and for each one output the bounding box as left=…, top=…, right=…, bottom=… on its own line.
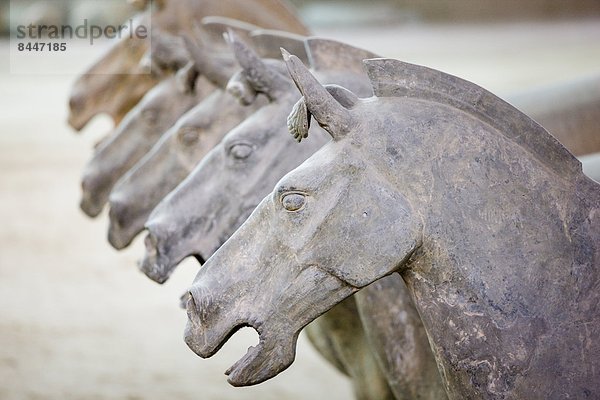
left=1, top=18, right=599, bottom=400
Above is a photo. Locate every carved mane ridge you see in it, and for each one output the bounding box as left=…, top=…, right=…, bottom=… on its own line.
left=306, top=38, right=379, bottom=74
left=364, top=58, right=581, bottom=179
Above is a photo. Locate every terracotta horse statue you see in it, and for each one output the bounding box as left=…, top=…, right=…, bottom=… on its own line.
left=79, top=19, right=267, bottom=221
left=139, top=35, right=368, bottom=284
left=67, top=0, right=309, bottom=131
left=105, top=29, right=306, bottom=249
left=145, top=35, right=445, bottom=399
left=79, top=74, right=209, bottom=218
left=184, top=52, right=600, bottom=399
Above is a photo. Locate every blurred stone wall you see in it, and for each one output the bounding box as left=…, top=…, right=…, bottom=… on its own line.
left=390, top=0, right=600, bottom=21
left=289, top=0, right=600, bottom=22
left=3, top=0, right=600, bottom=35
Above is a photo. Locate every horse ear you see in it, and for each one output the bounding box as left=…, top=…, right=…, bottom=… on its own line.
left=201, top=16, right=261, bottom=46
left=287, top=96, right=311, bottom=143
left=226, top=30, right=289, bottom=99
left=175, top=61, right=199, bottom=94
left=282, top=49, right=355, bottom=139
left=326, top=85, right=359, bottom=108
left=249, top=29, right=309, bottom=65
left=305, top=37, right=378, bottom=74
left=287, top=85, right=358, bottom=143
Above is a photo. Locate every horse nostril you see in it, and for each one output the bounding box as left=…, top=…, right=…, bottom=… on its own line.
left=139, top=229, right=174, bottom=283
left=186, top=291, right=195, bottom=309
left=184, top=290, right=207, bottom=356
left=185, top=290, right=202, bottom=327
left=179, top=291, right=190, bottom=309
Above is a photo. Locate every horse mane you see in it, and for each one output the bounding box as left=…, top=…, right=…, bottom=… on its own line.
left=249, top=29, right=309, bottom=64
left=306, top=38, right=379, bottom=74
left=200, top=16, right=262, bottom=48
left=201, top=16, right=263, bottom=36
left=363, top=58, right=581, bottom=179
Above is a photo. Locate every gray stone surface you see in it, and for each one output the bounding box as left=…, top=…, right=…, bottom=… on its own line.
left=185, top=53, right=600, bottom=398
left=166, top=36, right=445, bottom=399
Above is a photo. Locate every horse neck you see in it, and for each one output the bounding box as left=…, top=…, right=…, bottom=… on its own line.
left=369, top=99, right=600, bottom=397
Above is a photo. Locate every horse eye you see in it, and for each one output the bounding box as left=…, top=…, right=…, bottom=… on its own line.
left=229, top=143, right=253, bottom=160
left=281, top=192, right=306, bottom=212
left=179, top=127, right=199, bottom=145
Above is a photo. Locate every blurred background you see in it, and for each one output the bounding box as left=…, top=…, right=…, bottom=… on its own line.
left=0, top=1, right=599, bottom=399
left=3, top=0, right=600, bottom=31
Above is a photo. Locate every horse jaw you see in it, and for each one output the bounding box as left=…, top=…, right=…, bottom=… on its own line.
left=183, top=288, right=298, bottom=386
left=184, top=256, right=358, bottom=386
left=138, top=228, right=186, bottom=284
left=224, top=329, right=298, bottom=386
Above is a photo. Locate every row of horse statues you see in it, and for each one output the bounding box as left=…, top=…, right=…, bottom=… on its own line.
left=70, top=0, right=600, bottom=398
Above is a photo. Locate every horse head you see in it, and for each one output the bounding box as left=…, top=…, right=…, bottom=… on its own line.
left=105, top=27, right=267, bottom=249
left=139, top=35, right=375, bottom=287
left=68, top=13, right=157, bottom=131
left=138, top=31, right=309, bottom=283
left=106, top=92, right=264, bottom=250
left=183, top=132, right=423, bottom=385
left=177, top=49, right=429, bottom=387
left=80, top=75, right=206, bottom=220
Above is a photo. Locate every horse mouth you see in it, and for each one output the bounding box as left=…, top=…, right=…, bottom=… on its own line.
left=79, top=196, right=103, bottom=218
left=139, top=230, right=204, bottom=284
left=184, top=291, right=296, bottom=387
left=224, top=333, right=295, bottom=387
left=138, top=232, right=172, bottom=284
left=183, top=292, right=241, bottom=357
